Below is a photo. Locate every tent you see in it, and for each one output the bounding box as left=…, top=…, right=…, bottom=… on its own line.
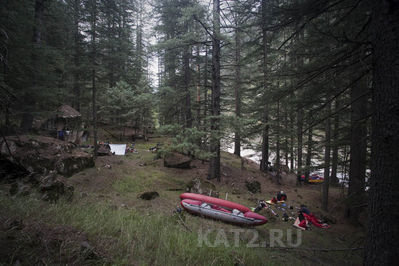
left=109, top=144, right=126, bottom=155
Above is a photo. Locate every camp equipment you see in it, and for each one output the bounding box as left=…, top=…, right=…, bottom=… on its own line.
left=180, top=193, right=267, bottom=226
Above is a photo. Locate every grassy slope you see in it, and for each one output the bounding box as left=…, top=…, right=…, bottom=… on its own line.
left=0, top=138, right=364, bottom=265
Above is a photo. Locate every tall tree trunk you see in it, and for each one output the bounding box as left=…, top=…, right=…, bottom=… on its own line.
left=322, top=102, right=331, bottom=211
left=276, top=98, right=281, bottom=184
left=203, top=46, right=208, bottom=122
left=183, top=44, right=192, bottom=128
left=90, top=0, right=98, bottom=159
left=347, top=78, right=367, bottom=224
left=330, top=99, right=340, bottom=185
left=21, top=0, right=45, bottom=131
left=365, top=2, right=399, bottom=264
left=305, top=125, right=313, bottom=183
left=260, top=0, right=269, bottom=172
left=208, top=0, right=221, bottom=181
left=284, top=104, right=289, bottom=167
left=234, top=25, right=241, bottom=157
left=196, top=45, right=201, bottom=128
left=289, top=108, right=295, bottom=171
left=73, top=0, right=81, bottom=112
left=297, top=108, right=304, bottom=175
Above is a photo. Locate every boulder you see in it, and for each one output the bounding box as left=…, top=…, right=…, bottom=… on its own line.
left=164, top=152, right=191, bottom=169
left=0, top=159, right=29, bottom=182
left=39, top=173, right=74, bottom=202
left=186, top=178, right=218, bottom=197
left=9, top=181, right=32, bottom=196
left=0, top=135, right=94, bottom=177
left=97, top=144, right=112, bottom=156
left=245, top=178, right=261, bottom=193
left=320, top=213, right=337, bottom=224
left=138, top=191, right=159, bottom=200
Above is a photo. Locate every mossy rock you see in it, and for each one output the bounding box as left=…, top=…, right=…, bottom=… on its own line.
left=138, top=191, right=159, bottom=200
left=245, top=180, right=261, bottom=193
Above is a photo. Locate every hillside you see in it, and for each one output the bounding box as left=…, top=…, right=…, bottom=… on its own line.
left=0, top=138, right=364, bottom=265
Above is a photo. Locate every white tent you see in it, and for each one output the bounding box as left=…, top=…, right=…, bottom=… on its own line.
left=109, top=144, right=126, bottom=155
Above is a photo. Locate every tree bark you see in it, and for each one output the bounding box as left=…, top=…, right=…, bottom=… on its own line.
left=21, top=0, right=45, bottom=132
left=234, top=25, right=241, bottom=157
left=347, top=78, right=367, bottom=223
left=365, top=2, right=399, bottom=263
left=260, top=0, right=269, bottom=172
left=90, top=0, right=98, bottom=159
left=289, top=108, right=295, bottom=171
left=203, top=46, right=208, bottom=122
left=322, top=102, right=331, bottom=211
left=208, top=0, right=221, bottom=181
left=183, top=43, right=192, bottom=128
left=296, top=108, right=303, bottom=175
left=196, top=45, right=201, bottom=129
left=305, top=125, right=313, bottom=183
left=330, top=99, right=340, bottom=185
left=276, top=98, right=281, bottom=184
left=284, top=104, right=289, bottom=167
left=73, top=0, right=81, bottom=112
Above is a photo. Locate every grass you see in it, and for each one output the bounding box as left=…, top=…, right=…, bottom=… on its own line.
left=0, top=194, right=304, bottom=265
left=112, top=169, right=182, bottom=195
left=0, top=192, right=363, bottom=266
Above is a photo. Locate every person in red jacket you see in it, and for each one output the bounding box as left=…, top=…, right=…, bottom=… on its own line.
left=294, top=210, right=310, bottom=230
left=277, top=191, right=287, bottom=201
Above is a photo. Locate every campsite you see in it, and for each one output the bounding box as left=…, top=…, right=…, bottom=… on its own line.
left=0, top=0, right=398, bottom=265
left=0, top=135, right=364, bottom=265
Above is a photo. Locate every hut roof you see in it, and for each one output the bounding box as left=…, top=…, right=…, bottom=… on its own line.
left=56, top=105, right=81, bottom=118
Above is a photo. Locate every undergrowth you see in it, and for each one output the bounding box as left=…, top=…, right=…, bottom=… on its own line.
left=0, top=193, right=363, bottom=265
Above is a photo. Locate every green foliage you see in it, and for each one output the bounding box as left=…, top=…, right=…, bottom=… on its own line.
left=158, top=124, right=211, bottom=160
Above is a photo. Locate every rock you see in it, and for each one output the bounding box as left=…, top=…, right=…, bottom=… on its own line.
left=138, top=191, right=159, bottom=200
left=186, top=178, right=218, bottom=197
left=0, top=135, right=94, bottom=177
left=80, top=241, right=97, bottom=260
left=0, top=159, right=29, bottom=182
left=230, top=182, right=241, bottom=195
left=120, top=203, right=128, bottom=209
left=97, top=144, right=112, bottom=156
left=231, top=188, right=241, bottom=194
left=245, top=178, right=261, bottom=193
left=39, top=173, right=73, bottom=202
left=321, top=213, right=337, bottom=224
left=9, top=182, right=32, bottom=196
left=164, top=152, right=191, bottom=169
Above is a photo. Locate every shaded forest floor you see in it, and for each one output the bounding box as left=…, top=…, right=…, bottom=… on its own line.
left=0, top=137, right=364, bottom=265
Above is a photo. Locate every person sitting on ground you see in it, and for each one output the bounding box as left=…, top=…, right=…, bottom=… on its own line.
left=300, top=204, right=311, bottom=215
left=276, top=191, right=287, bottom=201
left=298, top=205, right=330, bottom=228
left=294, top=210, right=310, bottom=230
left=254, top=200, right=267, bottom=212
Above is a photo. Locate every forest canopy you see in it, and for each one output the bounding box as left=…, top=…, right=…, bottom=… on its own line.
left=0, top=0, right=398, bottom=264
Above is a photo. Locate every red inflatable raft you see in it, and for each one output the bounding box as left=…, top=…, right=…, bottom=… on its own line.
left=180, top=193, right=267, bottom=226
